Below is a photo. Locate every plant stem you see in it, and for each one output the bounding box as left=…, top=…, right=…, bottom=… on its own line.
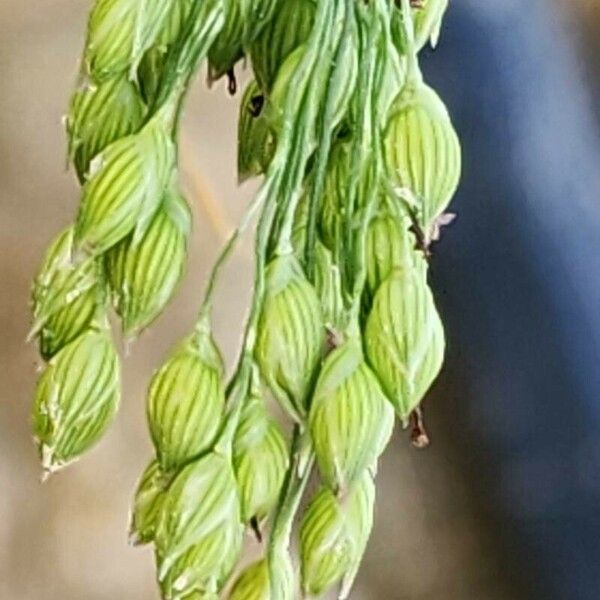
left=268, top=426, right=315, bottom=595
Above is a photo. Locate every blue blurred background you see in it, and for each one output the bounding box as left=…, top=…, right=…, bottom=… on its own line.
left=1, top=1, right=599, bottom=598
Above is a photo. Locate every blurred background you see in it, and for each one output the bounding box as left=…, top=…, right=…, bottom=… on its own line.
left=2, top=1, right=600, bottom=599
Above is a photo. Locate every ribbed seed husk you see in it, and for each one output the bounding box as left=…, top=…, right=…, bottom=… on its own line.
left=147, top=326, right=225, bottom=473
left=319, top=141, right=352, bottom=252
left=238, top=79, right=273, bottom=181
left=228, top=559, right=269, bottom=600
left=75, top=110, right=175, bottom=257
left=208, top=0, right=244, bottom=79
left=364, top=211, right=426, bottom=301
left=233, top=394, right=288, bottom=524
left=309, top=338, right=394, bottom=492
left=32, top=327, right=120, bottom=473
left=137, top=0, right=194, bottom=105
left=384, top=83, right=461, bottom=229
left=129, top=459, right=170, bottom=546
left=249, top=0, right=315, bottom=91
left=300, top=473, right=375, bottom=597
left=31, top=226, right=102, bottom=359
left=105, top=188, right=191, bottom=336
left=85, top=0, right=172, bottom=80
left=155, top=453, right=243, bottom=599
left=392, top=0, right=449, bottom=54
left=255, top=253, right=324, bottom=420
left=267, top=35, right=358, bottom=137
left=365, top=268, right=445, bottom=423
left=67, top=74, right=145, bottom=181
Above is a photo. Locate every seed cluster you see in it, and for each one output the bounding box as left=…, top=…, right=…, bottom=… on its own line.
left=30, top=0, right=461, bottom=598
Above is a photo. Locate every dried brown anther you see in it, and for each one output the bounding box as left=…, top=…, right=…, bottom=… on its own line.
left=409, top=407, right=430, bottom=449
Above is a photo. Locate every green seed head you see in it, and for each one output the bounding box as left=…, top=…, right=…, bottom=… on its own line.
left=106, top=188, right=191, bottom=337
left=228, top=560, right=269, bottom=600
left=85, top=0, right=172, bottom=80
left=365, top=210, right=426, bottom=301
left=384, top=82, right=461, bottom=229
left=31, top=226, right=102, bottom=359
left=155, top=453, right=243, bottom=599
left=67, top=74, right=145, bottom=182
left=249, top=0, right=316, bottom=92
left=32, top=327, right=120, bottom=474
left=233, top=388, right=289, bottom=524
left=255, top=253, right=324, bottom=421
left=365, top=268, right=445, bottom=423
left=147, top=325, right=225, bottom=474
left=75, top=112, right=175, bottom=258
left=309, top=338, right=394, bottom=492
left=129, top=459, right=170, bottom=546
left=238, top=80, right=274, bottom=182
left=300, top=473, right=375, bottom=597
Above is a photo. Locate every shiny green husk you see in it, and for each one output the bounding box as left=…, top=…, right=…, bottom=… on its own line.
left=31, top=226, right=102, bottom=359
left=300, top=473, right=375, bottom=597
left=67, top=74, right=145, bottom=181
left=228, top=560, right=269, bottom=600
left=147, top=324, right=225, bottom=473
left=255, top=253, right=324, bottom=421
left=106, top=188, right=191, bottom=336
left=365, top=268, right=445, bottom=423
left=364, top=210, right=425, bottom=300
left=32, top=327, right=120, bottom=474
left=309, top=338, right=394, bottom=492
left=75, top=109, right=175, bottom=258
left=129, top=459, right=170, bottom=546
left=233, top=391, right=289, bottom=524
left=384, top=82, right=461, bottom=229
left=85, top=0, right=171, bottom=80
left=155, top=453, right=243, bottom=599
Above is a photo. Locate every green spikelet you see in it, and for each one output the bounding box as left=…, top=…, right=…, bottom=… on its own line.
left=208, top=0, right=244, bottom=79
left=31, top=226, right=102, bottom=359
left=319, top=142, right=351, bottom=252
left=300, top=473, right=375, bottom=597
left=32, top=326, right=120, bottom=474
left=74, top=108, right=175, bottom=258
left=137, top=0, right=194, bottom=105
left=255, top=253, right=324, bottom=421
left=147, top=322, right=225, bottom=473
left=67, top=74, right=145, bottom=181
left=228, top=560, right=269, bottom=600
left=392, top=0, right=449, bottom=54
left=384, top=83, right=461, bottom=229
left=155, top=453, right=243, bottom=599
left=267, top=37, right=357, bottom=137
left=105, top=188, right=191, bottom=336
left=238, top=80, right=273, bottom=181
left=129, top=459, right=170, bottom=546
left=365, top=268, right=445, bottom=423
left=233, top=379, right=288, bottom=524
left=249, top=0, right=315, bottom=91
left=309, top=338, right=394, bottom=492
left=85, top=0, right=172, bottom=80
left=364, top=211, right=425, bottom=300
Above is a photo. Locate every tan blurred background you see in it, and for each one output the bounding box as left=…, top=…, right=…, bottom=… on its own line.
left=1, top=2, right=597, bottom=599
